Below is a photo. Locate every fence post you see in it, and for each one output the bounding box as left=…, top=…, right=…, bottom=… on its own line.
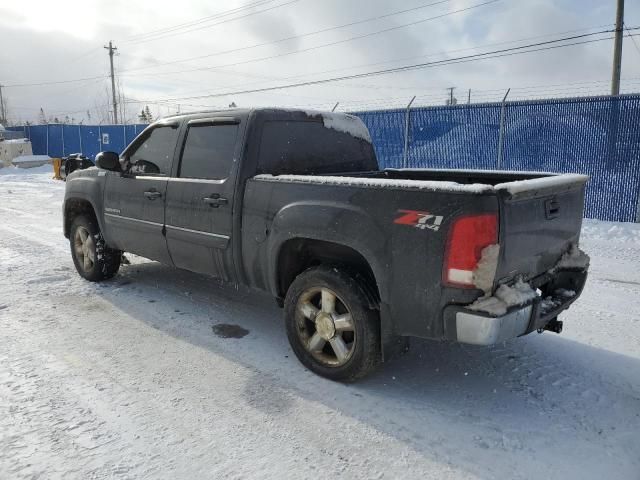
left=496, top=88, right=510, bottom=169
left=78, top=125, right=83, bottom=153
left=403, top=96, right=416, bottom=168
left=46, top=124, right=49, bottom=156
left=61, top=125, right=65, bottom=156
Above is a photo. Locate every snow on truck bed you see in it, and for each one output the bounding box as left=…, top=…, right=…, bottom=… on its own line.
left=254, top=172, right=589, bottom=195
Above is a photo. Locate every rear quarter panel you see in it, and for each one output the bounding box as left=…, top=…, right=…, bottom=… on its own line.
left=242, top=178, right=499, bottom=339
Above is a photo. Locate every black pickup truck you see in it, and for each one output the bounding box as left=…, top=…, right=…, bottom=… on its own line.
left=63, top=108, right=590, bottom=381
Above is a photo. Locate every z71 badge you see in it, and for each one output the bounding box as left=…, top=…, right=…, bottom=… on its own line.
left=394, top=210, right=444, bottom=231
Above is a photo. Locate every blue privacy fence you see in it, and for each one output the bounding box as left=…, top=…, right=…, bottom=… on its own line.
left=8, top=94, right=640, bottom=222
left=7, top=124, right=148, bottom=160
left=354, top=94, right=640, bottom=223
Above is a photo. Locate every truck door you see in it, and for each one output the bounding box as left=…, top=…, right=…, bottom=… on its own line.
left=164, top=118, right=240, bottom=280
left=103, top=124, right=179, bottom=264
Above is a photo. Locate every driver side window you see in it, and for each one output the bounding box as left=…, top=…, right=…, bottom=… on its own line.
left=127, top=126, right=179, bottom=176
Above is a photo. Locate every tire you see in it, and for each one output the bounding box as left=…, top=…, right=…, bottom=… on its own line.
left=69, top=214, right=121, bottom=282
left=284, top=266, right=381, bottom=381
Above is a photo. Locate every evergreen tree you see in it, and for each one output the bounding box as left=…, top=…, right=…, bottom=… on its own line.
left=138, top=106, right=153, bottom=123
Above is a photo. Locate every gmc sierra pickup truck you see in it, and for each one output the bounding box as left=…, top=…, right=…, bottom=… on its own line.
left=63, top=108, right=590, bottom=381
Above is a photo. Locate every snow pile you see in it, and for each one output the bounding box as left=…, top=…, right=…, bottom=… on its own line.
left=472, top=244, right=500, bottom=293
left=254, top=174, right=495, bottom=194
left=468, top=279, right=538, bottom=316
left=11, top=155, right=51, bottom=165
left=321, top=113, right=372, bottom=143
left=554, top=244, right=590, bottom=270
left=298, top=109, right=372, bottom=142
left=581, top=219, right=640, bottom=243
left=0, top=164, right=53, bottom=175
left=540, top=289, right=576, bottom=315
left=468, top=243, right=588, bottom=317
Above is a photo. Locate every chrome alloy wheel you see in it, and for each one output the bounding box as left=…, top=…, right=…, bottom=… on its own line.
left=295, top=287, right=356, bottom=367
left=73, top=226, right=96, bottom=272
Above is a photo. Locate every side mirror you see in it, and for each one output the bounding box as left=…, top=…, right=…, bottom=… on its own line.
left=95, top=151, right=121, bottom=172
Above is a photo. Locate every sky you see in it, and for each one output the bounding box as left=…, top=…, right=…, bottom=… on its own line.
left=1, top=0, right=639, bottom=124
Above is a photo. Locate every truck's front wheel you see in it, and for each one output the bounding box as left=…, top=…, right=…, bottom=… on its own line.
left=70, top=215, right=121, bottom=282
left=284, top=266, right=381, bottom=381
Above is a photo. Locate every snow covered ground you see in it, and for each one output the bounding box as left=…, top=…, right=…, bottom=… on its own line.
left=1, top=166, right=639, bottom=479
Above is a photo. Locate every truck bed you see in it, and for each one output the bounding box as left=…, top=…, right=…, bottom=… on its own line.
left=248, top=168, right=588, bottom=339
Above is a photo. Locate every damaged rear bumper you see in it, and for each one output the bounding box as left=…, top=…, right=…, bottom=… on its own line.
left=443, top=269, right=588, bottom=346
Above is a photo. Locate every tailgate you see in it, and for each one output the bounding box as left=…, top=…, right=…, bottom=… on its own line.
left=494, top=174, right=588, bottom=284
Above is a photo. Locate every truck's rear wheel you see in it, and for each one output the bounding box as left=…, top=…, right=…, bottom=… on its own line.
left=284, top=266, right=381, bottom=381
left=70, top=215, right=121, bottom=282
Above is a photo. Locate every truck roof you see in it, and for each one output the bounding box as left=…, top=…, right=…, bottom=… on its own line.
left=156, top=108, right=372, bottom=144
left=161, top=107, right=351, bottom=121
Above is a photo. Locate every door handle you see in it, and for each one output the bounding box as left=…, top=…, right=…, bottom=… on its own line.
left=144, top=190, right=162, bottom=200
left=202, top=194, right=228, bottom=207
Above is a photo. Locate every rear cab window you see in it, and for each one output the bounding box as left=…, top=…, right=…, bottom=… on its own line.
left=257, top=119, right=377, bottom=175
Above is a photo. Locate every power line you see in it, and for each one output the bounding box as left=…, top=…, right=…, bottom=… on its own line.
left=123, top=0, right=280, bottom=41
left=121, top=0, right=453, bottom=72
left=37, top=77, right=640, bottom=121
left=118, top=22, right=612, bottom=96
left=3, top=74, right=108, bottom=88
left=123, top=0, right=303, bottom=45
left=153, top=24, right=611, bottom=96
left=126, top=30, right=636, bottom=104
left=3, top=23, right=610, bottom=92
left=119, top=0, right=500, bottom=78
left=624, top=22, right=640, bottom=56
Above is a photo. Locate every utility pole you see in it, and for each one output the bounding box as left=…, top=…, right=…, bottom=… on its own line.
left=0, top=84, right=6, bottom=125
left=447, top=87, right=456, bottom=105
left=611, top=0, right=624, bottom=95
left=104, top=41, right=118, bottom=123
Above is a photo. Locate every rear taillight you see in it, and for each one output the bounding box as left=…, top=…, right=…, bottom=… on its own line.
left=443, top=213, right=498, bottom=288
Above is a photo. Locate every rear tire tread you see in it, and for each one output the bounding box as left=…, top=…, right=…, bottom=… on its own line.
left=284, top=265, right=381, bottom=381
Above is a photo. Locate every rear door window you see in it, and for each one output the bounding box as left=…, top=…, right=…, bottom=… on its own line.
left=179, top=124, right=238, bottom=180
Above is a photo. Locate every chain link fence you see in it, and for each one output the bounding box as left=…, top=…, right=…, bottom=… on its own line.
left=354, top=94, right=640, bottom=222
left=7, top=94, right=640, bottom=222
